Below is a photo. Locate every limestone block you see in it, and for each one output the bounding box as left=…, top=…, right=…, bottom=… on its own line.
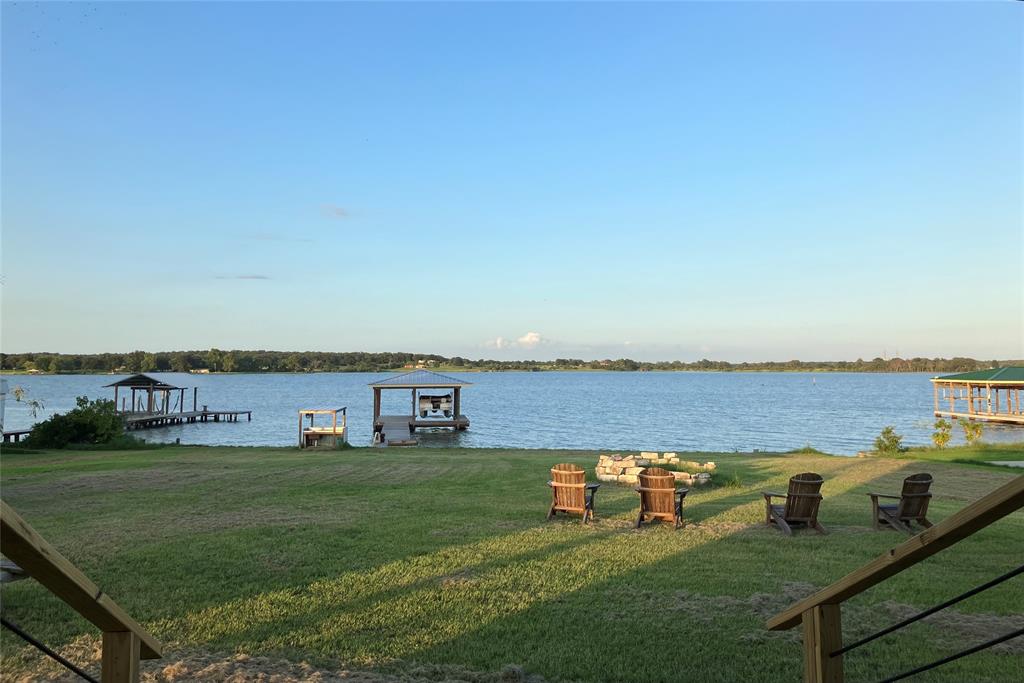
left=636, top=459, right=651, bottom=467
left=623, top=467, right=645, bottom=475
left=640, top=451, right=658, bottom=459
left=620, top=474, right=639, bottom=485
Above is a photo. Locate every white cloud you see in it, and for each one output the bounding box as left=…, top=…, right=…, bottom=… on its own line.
left=483, top=336, right=510, bottom=349
left=516, top=331, right=544, bottom=348
left=483, top=331, right=548, bottom=350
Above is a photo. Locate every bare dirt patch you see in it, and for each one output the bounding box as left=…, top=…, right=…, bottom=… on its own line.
left=4, top=640, right=548, bottom=683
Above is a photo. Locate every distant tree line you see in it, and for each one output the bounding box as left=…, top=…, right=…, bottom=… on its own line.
left=0, top=351, right=1017, bottom=375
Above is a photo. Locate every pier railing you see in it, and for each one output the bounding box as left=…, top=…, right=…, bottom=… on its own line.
left=766, top=475, right=1024, bottom=682
left=0, top=500, right=162, bottom=682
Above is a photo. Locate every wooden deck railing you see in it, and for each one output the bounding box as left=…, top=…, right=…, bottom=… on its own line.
left=0, top=500, right=162, bottom=682
left=766, top=475, right=1024, bottom=683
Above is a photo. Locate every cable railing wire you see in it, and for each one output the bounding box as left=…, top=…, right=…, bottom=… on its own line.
left=879, top=627, right=1024, bottom=683
left=1, top=616, right=99, bottom=683
left=831, top=562, right=1024, bottom=658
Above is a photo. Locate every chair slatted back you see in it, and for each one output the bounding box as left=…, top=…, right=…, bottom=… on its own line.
left=897, top=473, right=933, bottom=520
left=784, top=473, right=824, bottom=521
left=638, top=468, right=676, bottom=516
left=550, top=464, right=586, bottom=511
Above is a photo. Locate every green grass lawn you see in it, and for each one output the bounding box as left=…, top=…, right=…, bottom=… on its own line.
left=1, top=445, right=1022, bottom=682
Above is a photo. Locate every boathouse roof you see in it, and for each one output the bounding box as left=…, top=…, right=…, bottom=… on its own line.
left=104, top=373, right=191, bottom=390
left=368, top=370, right=472, bottom=388
left=932, top=367, right=1024, bottom=384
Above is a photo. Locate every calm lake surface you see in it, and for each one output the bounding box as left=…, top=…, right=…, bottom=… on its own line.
left=3, top=372, right=1022, bottom=455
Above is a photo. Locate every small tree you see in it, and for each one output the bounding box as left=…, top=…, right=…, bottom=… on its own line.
left=11, top=386, right=45, bottom=417
left=874, top=426, right=905, bottom=454
left=931, top=419, right=952, bottom=449
left=961, top=419, right=984, bottom=446
left=26, top=396, right=126, bottom=449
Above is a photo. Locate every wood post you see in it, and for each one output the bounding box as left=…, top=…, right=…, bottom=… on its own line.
left=373, top=388, right=381, bottom=422
left=114, top=386, right=119, bottom=413
left=412, top=389, right=416, bottom=417
left=454, top=386, right=461, bottom=418
left=801, top=605, right=843, bottom=683
left=193, top=387, right=198, bottom=412
left=102, top=631, right=140, bottom=683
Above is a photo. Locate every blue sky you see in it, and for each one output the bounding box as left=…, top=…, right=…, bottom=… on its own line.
left=1, top=1, right=1021, bottom=361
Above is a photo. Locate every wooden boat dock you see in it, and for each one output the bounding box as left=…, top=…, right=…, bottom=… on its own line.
left=125, top=409, right=251, bottom=431
left=2, top=429, right=31, bottom=444
left=374, top=414, right=470, bottom=446
left=369, top=370, right=472, bottom=447
left=108, top=373, right=252, bottom=433
left=931, top=367, right=1024, bottom=425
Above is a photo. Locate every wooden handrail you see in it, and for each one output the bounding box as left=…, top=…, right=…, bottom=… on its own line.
left=0, top=500, right=161, bottom=681
left=765, top=475, right=1024, bottom=682
left=767, top=475, right=1024, bottom=631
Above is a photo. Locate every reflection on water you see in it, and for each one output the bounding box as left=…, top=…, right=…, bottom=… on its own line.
left=3, top=372, right=1022, bottom=455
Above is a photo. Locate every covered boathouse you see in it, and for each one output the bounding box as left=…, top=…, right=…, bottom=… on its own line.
left=105, top=373, right=251, bottom=430
left=931, top=367, right=1024, bottom=425
left=370, top=370, right=470, bottom=446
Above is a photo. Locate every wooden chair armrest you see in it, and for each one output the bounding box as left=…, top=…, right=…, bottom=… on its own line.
left=867, top=493, right=900, bottom=500
left=762, top=491, right=786, bottom=499
left=586, top=483, right=601, bottom=490
left=675, top=488, right=689, bottom=498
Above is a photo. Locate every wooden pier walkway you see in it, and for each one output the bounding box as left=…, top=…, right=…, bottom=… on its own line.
left=124, top=409, right=252, bottom=430
left=2, top=429, right=31, bottom=444
left=377, top=415, right=418, bottom=446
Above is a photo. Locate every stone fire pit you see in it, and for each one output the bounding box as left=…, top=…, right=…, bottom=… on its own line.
left=595, top=452, right=716, bottom=486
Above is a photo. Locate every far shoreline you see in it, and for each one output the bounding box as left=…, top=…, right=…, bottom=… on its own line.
left=0, top=367, right=967, bottom=376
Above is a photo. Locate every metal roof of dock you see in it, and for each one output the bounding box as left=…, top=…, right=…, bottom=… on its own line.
left=932, top=367, right=1024, bottom=383
left=104, top=373, right=191, bottom=390
left=368, top=370, right=472, bottom=388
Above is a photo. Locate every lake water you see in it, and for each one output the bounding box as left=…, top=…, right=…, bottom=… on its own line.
left=3, top=372, right=1021, bottom=455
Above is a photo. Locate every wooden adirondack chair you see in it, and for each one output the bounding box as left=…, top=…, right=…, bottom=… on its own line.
left=635, top=467, right=688, bottom=529
left=763, top=473, right=826, bottom=535
left=868, top=473, right=934, bottom=534
left=547, top=464, right=600, bottom=523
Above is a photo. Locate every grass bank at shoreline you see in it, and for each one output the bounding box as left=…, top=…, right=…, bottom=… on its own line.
left=1, top=444, right=1022, bottom=682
